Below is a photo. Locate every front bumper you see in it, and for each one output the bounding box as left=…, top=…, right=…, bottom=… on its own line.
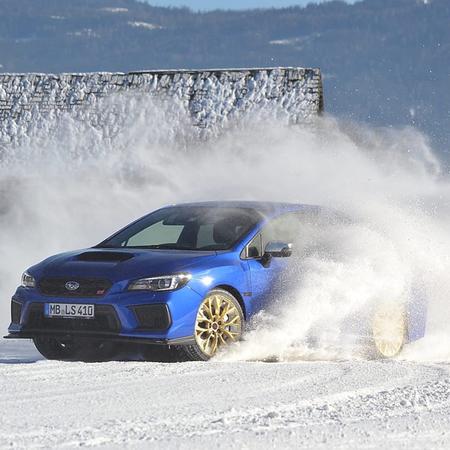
left=7, top=285, right=203, bottom=344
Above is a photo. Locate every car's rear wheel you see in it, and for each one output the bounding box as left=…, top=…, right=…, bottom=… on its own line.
left=371, top=302, right=407, bottom=358
left=179, top=289, right=244, bottom=361
left=33, top=336, right=116, bottom=362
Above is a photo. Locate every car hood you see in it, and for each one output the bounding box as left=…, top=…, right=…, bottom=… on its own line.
left=32, top=248, right=218, bottom=283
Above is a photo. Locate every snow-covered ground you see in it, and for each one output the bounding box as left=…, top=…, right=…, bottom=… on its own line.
left=1, top=339, right=449, bottom=449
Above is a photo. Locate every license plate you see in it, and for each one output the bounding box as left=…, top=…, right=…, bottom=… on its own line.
left=44, top=303, right=95, bottom=319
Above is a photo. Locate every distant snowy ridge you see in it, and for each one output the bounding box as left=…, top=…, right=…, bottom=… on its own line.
left=0, top=68, right=322, bottom=152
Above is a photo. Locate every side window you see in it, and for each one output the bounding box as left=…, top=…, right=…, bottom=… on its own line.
left=261, top=213, right=301, bottom=249
left=263, top=209, right=343, bottom=257
left=242, top=233, right=263, bottom=259
left=241, top=209, right=332, bottom=259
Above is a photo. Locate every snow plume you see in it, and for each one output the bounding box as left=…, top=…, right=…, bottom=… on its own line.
left=0, top=92, right=449, bottom=362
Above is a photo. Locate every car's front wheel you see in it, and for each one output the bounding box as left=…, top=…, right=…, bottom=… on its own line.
left=179, top=289, right=244, bottom=361
left=33, top=336, right=116, bottom=362
left=33, top=336, right=80, bottom=361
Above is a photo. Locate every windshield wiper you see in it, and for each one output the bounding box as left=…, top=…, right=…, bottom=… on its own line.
left=125, top=244, right=198, bottom=250
left=196, top=244, right=228, bottom=251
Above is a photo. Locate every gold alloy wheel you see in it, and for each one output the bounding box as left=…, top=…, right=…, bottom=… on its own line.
left=372, top=302, right=407, bottom=358
left=194, top=293, right=243, bottom=357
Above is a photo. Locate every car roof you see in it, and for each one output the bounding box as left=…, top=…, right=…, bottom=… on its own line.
left=167, top=201, right=321, bottom=218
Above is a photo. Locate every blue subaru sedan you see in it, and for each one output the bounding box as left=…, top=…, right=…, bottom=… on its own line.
left=6, top=202, right=425, bottom=361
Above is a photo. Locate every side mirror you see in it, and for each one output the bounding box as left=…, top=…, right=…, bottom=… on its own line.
left=261, top=241, right=293, bottom=267
left=265, top=241, right=293, bottom=257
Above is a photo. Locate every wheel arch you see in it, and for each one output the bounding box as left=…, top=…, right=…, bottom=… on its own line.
left=213, top=284, right=247, bottom=319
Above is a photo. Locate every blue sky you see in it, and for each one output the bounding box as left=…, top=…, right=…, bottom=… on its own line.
left=141, top=0, right=341, bottom=11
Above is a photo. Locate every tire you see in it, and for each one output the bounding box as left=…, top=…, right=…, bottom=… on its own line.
left=76, top=339, right=117, bottom=362
left=33, top=336, right=80, bottom=361
left=370, top=302, right=407, bottom=359
left=178, top=289, right=244, bottom=361
left=33, top=336, right=116, bottom=362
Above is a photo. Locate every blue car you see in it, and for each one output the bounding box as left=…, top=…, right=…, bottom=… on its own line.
left=6, top=202, right=426, bottom=361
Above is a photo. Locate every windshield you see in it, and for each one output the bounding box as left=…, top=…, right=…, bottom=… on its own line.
left=98, top=206, right=262, bottom=251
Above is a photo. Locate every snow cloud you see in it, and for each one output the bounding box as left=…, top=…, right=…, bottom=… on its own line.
left=0, top=93, right=449, bottom=362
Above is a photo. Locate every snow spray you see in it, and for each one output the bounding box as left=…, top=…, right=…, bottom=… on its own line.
left=1, top=94, right=449, bottom=361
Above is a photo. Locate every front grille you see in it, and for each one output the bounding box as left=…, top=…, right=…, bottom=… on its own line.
left=11, top=300, right=22, bottom=324
left=132, top=304, right=171, bottom=331
left=39, top=278, right=112, bottom=297
left=24, top=303, right=120, bottom=333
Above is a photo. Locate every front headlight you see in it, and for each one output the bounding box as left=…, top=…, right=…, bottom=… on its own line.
left=21, top=271, right=36, bottom=288
left=128, top=273, right=191, bottom=292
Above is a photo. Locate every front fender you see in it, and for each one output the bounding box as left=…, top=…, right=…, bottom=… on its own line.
left=187, top=258, right=250, bottom=311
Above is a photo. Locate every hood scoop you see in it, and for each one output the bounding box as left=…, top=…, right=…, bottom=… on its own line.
left=76, top=251, right=135, bottom=263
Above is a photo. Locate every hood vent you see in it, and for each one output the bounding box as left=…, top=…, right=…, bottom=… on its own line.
left=76, top=251, right=134, bottom=263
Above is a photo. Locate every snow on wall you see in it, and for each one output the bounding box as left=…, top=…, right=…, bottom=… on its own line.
left=0, top=67, right=322, bottom=149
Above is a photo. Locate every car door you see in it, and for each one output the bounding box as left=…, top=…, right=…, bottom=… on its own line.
left=243, top=213, right=302, bottom=314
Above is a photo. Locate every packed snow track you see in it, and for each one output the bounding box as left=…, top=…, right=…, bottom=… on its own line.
left=1, top=340, right=449, bottom=449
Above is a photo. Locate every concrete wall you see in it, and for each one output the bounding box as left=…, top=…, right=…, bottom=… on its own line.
left=0, top=67, right=322, bottom=148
